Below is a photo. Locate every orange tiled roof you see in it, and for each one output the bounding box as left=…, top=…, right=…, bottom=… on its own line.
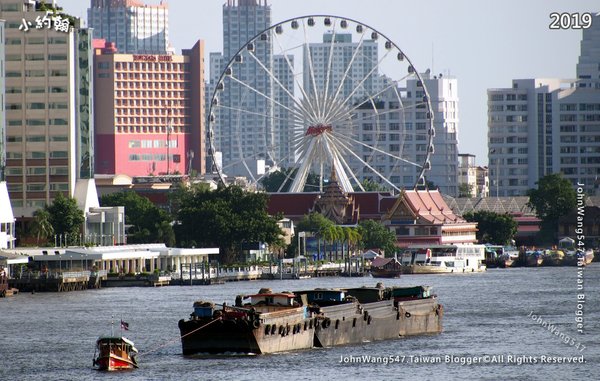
left=403, top=189, right=465, bottom=224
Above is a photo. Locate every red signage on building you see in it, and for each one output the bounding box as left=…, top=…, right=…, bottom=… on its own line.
left=133, top=54, right=173, bottom=62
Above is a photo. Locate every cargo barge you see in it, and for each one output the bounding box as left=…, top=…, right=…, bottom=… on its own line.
left=296, top=284, right=442, bottom=348
left=178, top=284, right=442, bottom=355
left=178, top=289, right=314, bottom=355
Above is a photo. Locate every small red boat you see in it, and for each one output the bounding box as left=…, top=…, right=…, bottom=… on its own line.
left=93, top=336, right=138, bottom=371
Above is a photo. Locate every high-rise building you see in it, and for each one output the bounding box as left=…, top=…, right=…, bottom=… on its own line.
left=93, top=39, right=205, bottom=177
left=488, top=15, right=600, bottom=196
left=412, top=73, right=459, bottom=196
left=0, top=18, right=16, bottom=249
left=576, top=14, right=600, bottom=89
left=1, top=1, right=94, bottom=219
left=87, top=0, right=171, bottom=54
left=209, top=0, right=273, bottom=177
left=353, top=73, right=459, bottom=196
left=304, top=33, right=379, bottom=105
left=488, top=79, right=563, bottom=196
left=0, top=19, right=5, bottom=182
left=488, top=77, right=600, bottom=196
left=272, top=54, right=294, bottom=166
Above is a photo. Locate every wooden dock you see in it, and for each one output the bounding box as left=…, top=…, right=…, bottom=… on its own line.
left=8, top=270, right=108, bottom=292
left=10, top=271, right=90, bottom=292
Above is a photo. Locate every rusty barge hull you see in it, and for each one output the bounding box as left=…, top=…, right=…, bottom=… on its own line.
left=314, top=298, right=442, bottom=347
left=179, top=308, right=314, bottom=355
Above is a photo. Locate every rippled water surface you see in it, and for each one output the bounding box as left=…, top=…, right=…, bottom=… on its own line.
left=1, top=265, right=598, bottom=380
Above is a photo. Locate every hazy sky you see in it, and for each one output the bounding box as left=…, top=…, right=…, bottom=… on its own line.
left=59, top=0, right=598, bottom=165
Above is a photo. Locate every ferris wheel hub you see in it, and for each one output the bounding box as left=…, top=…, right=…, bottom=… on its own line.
left=306, top=124, right=333, bottom=137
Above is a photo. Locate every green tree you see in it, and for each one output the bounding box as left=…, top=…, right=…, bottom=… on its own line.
left=354, top=178, right=385, bottom=192
left=343, top=227, right=362, bottom=257
left=174, top=185, right=284, bottom=264
left=463, top=211, right=517, bottom=245
left=101, top=191, right=175, bottom=246
left=527, top=173, right=577, bottom=242
left=296, top=212, right=335, bottom=258
left=320, top=223, right=342, bottom=262
left=30, top=209, right=54, bottom=245
left=358, top=219, right=397, bottom=256
left=46, top=193, right=85, bottom=244
left=260, top=167, right=322, bottom=192
left=458, top=183, right=474, bottom=198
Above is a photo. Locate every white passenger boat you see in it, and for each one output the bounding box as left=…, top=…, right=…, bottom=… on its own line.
left=400, top=244, right=487, bottom=274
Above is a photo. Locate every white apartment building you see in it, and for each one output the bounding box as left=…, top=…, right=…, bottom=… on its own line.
left=458, top=153, right=477, bottom=197
left=346, top=72, right=459, bottom=195
left=412, top=73, right=459, bottom=196
left=304, top=33, right=379, bottom=105
left=488, top=14, right=600, bottom=196
left=87, top=0, right=171, bottom=54
left=475, top=165, right=489, bottom=198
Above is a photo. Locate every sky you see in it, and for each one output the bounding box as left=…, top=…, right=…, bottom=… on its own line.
left=59, top=0, right=598, bottom=165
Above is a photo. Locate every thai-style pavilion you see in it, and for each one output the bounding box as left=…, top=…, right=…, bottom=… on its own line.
left=268, top=186, right=477, bottom=248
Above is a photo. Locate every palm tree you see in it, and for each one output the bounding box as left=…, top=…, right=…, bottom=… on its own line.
left=30, top=209, right=54, bottom=245
left=334, top=226, right=344, bottom=261
left=342, top=227, right=361, bottom=258
left=319, top=224, right=337, bottom=262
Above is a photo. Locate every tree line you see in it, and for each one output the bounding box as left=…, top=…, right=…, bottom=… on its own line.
left=24, top=173, right=577, bottom=260
left=27, top=183, right=397, bottom=264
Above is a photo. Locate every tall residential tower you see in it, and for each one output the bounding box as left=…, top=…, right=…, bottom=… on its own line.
left=87, top=0, right=171, bottom=54
left=488, top=14, right=600, bottom=196
left=208, top=0, right=273, bottom=177
left=1, top=1, right=94, bottom=219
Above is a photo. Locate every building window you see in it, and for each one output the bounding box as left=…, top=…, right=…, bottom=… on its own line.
left=27, top=183, right=47, bottom=192
left=27, top=103, right=46, bottom=110
left=25, top=70, right=45, bottom=77
left=49, top=183, right=69, bottom=191
left=50, top=167, right=69, bottom=175
left=50, top=119, right=68, bottom=126
left=26, top=135, right=45, bottom=142
left=49, top=86, right=68, bottom=93
left=50, top=151, right=68, bottom=158
left=5, top=168, right=23, bottom=175
left=27, top=167, right=46, bottom=175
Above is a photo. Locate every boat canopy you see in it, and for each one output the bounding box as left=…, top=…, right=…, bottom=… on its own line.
left=96, top=336, right=138, bottom=352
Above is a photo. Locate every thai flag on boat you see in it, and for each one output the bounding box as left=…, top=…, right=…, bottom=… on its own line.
left=121, top=320, right=130, bottom=330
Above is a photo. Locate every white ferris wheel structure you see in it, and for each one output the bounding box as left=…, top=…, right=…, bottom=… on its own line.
left=208, top=15, right=435, bottom=193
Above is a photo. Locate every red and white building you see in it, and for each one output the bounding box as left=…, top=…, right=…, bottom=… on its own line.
left=383, top=189, right=477, bottom=248
left=93, top=39, right=205, bottom=177
left=267, top=187, right=478, bottom=248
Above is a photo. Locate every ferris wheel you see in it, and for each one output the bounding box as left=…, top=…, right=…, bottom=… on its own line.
left=207, top=15, right=434, bottom=193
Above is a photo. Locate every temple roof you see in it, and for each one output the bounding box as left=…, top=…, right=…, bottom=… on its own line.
left=385, top=189, right=465, bottom=225
left=267, top=189, right=468, bottom=226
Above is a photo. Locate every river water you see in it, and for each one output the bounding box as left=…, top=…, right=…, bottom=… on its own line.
left=1, top=264, right=598, bottom=381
